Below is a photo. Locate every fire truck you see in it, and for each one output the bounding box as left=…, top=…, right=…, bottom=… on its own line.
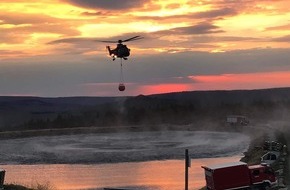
left=202, top=162, right=277, bottom=190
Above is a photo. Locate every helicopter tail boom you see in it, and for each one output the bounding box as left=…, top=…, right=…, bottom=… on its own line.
left=106, top=46, right=112, bottom=55
left=106, top=46, right=117, bottom=60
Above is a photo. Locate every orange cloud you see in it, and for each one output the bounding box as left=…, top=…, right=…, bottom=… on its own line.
left=1, top=0, right=290, bottom=60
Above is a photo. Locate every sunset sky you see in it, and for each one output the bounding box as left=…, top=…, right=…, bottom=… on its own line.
left=1, top=0, right=290, bottom=97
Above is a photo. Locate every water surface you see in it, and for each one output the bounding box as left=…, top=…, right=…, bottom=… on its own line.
left=2, top=156, right=242, bottom=190
left=0, top=131, right=249, bottom=189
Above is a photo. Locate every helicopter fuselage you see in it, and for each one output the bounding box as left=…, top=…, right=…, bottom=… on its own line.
left=107, top=44, right=130, bottom=60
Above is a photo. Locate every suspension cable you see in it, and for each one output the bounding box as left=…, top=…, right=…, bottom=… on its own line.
left=119, top=58, right=124, bottom=84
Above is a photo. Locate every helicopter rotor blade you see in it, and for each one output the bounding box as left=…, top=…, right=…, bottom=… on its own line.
left=97, top=40, right=118, bottom=43
left=125, top=36, right=144, bottom=42
left=96, top=36, right=143, bottom=43
left=123, top=36, right=143, bottom=42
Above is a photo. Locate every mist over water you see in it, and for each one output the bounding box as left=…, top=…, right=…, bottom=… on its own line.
left=0, top=131, right=249, bottom=164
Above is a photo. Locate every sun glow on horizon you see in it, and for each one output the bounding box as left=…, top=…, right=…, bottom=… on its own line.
left=132, top=71, right=290, bottom=95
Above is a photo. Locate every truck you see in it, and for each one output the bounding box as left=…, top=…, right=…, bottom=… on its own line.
left=201, top=162, right=277, bottom=190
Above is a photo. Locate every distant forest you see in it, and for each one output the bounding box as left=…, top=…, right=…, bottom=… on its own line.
left=1, top=87, right=290, bottom=131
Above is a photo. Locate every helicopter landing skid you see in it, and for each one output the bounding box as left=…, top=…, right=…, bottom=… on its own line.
left=112, top=58, right=127, bottom=61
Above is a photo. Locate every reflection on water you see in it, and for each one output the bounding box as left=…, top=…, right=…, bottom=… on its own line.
left=1, top=156, right=242, bottom=190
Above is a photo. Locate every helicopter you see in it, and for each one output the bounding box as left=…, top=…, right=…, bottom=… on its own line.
left=99, top=36, right=143, bottom=92
left=100, top=36, right=143, bottom=61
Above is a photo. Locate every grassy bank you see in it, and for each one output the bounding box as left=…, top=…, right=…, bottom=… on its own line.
left=4, top=184, right=32, bottom=190
left=198, top=126, right=283, bottom=190
left=4, top=182, right=55, bottom=190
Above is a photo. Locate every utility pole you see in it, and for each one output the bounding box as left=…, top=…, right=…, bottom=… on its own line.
left=185, top=149, right=191, bottom=190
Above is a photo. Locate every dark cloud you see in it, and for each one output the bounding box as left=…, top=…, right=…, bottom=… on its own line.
left=0, top=30, right=26, bottom=44
left=81, top=11, right=109, bottom=16
left=47, top=37, right=107, bottom=56
left=47, top=30, right=263, bottom=57
left=165, top=3, right=181, bottom=9
left=47, top=37, right=96, bottom=45
left=193, top=8, right=237, bottom=19
left=273, top=35, right=290, bottom=42
left=48, top=33, right=146, bottom=45
left=0, top=12, right=80, bottom=44
left=66, top=0, right=151, bottom=10
left=141, top=76, right=195, bottom=85
left=175, top=23, right=224, bottom=34
left=0, top=13, right=58, bottom=25
left=266, top=24, right=290, bottom=31
left=0, top=23, right=80, bottom=44
left=208, top=0, right=253, bottom=7
left=0, top=50, right=27, bottom=57
left=209, top=0, right=288, bottom=14
left=134, top=7, right=237, bottom=22
left=48, top=31, right=262, bottom=56
left=129, top=47, right=290, bottom=82
left=194, top=36, right=261, bottom=43
left=47, top=34, right=146, bottom=56
left=155, top=22, right=224, bottom=36
left=135, top=8, right=237, bottom=21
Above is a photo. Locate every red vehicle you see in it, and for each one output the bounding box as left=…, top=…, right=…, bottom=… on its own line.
left=202, top=162, right=277, bottom=190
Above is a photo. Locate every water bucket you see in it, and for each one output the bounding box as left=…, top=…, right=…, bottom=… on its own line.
left=118, top=84, right=125, bottom=91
